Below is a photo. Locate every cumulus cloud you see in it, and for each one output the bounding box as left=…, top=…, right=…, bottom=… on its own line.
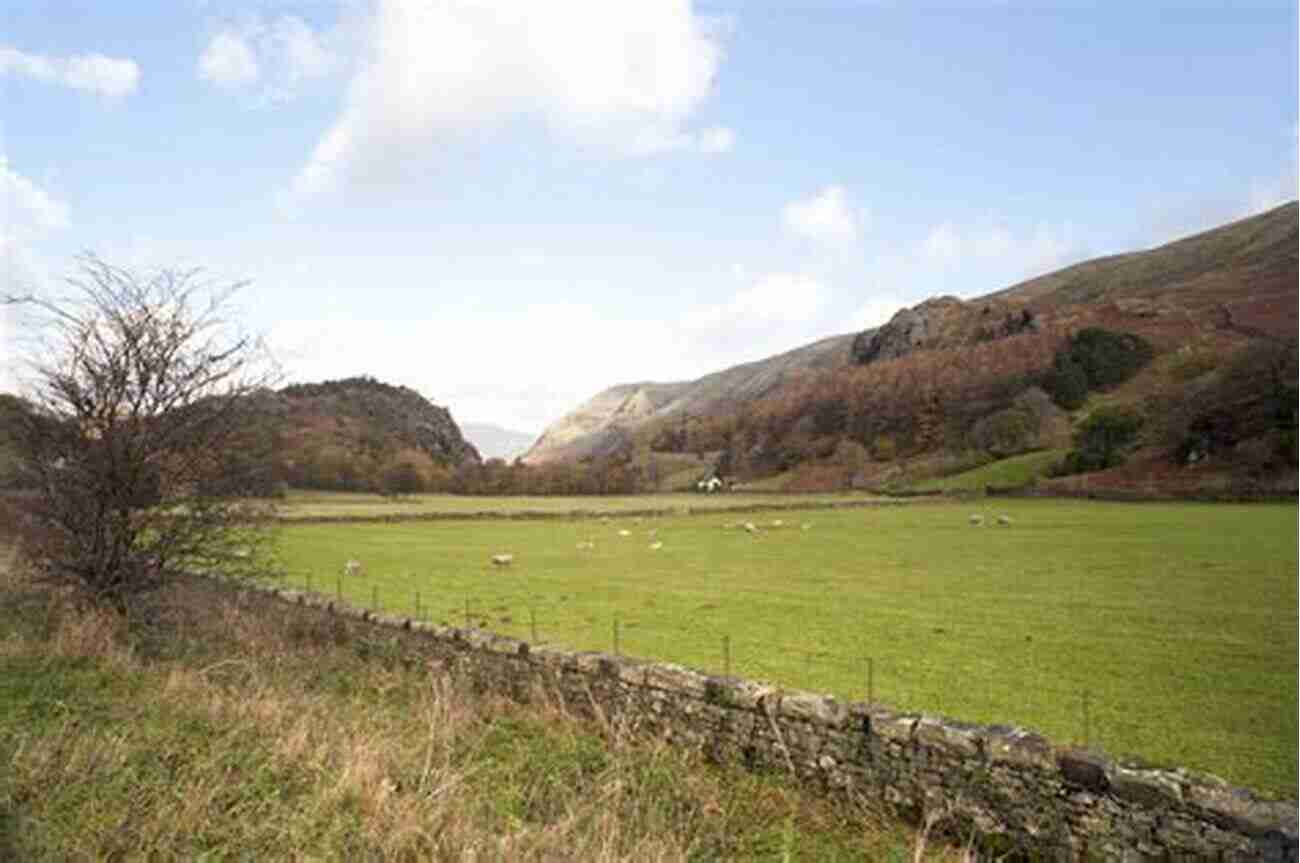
left=290, top=0, right=728, bottom=200
left=198, top=32, right=260, bottom=87
left=0, top=45, right=139, bottom=98
left=782, top=185, right=861, bottom=246
left=919, top=219, right=1077, bottom=279
left=198, top=15, right=335, bottom=98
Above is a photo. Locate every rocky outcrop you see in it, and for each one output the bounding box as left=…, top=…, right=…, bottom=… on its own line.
left=851, top=296, right=1038, bottom=365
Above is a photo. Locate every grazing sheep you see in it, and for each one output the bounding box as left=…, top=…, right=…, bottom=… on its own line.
left=996, top=514, right=1013, bottom=526
left=618, top=529, right=631, bottom=537
left=969, top=514, right=984, bottom=526
left=344, top=559, right=363, bottom=577
left=491, top=554, right=514, bottom=566
left=743, top=521, right=760, bottom=534
left=770, top=519, right=784, bottom=527
left=649, top=541, right=663, bottom=550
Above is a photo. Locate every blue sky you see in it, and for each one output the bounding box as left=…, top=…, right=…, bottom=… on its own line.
left=3, top=1, right=1296, bottom=433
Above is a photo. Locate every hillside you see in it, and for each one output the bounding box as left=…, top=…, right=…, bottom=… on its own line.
left=524, top=333, right=854, bottom=465
left=527, top=203, right=1298, bottom=495
left=266, top=377, right=480, bottom=491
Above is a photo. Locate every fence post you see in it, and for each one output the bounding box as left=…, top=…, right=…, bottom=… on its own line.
left=1082, top=690, right=1091, bottom=749
left=723, top=634, right=731, bottom=677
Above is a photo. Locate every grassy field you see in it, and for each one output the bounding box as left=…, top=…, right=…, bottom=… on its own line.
left=275, top=498, right=1299, bottom=798
left=0, top=563, right=942, bottom=861
left=275, top=489, right=888, bottom=519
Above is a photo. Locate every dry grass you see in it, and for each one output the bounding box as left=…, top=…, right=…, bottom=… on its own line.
left=0, top=557, right=957, bottom=861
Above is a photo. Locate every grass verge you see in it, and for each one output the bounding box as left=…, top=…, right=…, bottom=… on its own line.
left=0, top=559, right=950, bottom=861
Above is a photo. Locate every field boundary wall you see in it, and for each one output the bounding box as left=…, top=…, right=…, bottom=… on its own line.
left=213, top=574, right=1298, bottom=861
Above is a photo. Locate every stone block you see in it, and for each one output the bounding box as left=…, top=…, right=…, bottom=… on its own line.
left=985, top=727, right=1055, bottom=771
left=779, top=691, right=846, bottom=727
left=913, top=715, right=983, bottom=758
left=1110, top=765, right=1183, bottom=808
left=1057, top=748, right=1110, bottom=793
left=644, top=662, right=708, bottom=698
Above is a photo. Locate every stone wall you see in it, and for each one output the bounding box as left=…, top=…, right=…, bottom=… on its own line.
left=221, top=576, right=1298, bottom=861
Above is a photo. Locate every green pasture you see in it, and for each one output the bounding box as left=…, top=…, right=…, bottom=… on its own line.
left=275, top=498, right=1298, bottom=797
left=276, top=489, right=882, bottom=519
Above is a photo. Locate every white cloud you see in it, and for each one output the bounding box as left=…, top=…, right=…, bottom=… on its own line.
left=290, top=0, right=728, bottom=200
left=687, top=273, right=828, bottom=331
left=198, top=16, right=335, bottom=98
left=198, top=32, right=260, bottom=87
left=0, top=45, right=139, bottom=98
left=782, top=185, right=860, bottom=246
left=918, top=219, right=1076, bottom=280
left=852, top=296, right=905, bottom=330
left=2, top=155, right=70, bottom=231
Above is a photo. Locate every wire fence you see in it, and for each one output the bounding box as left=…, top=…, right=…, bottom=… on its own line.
left=278, top=566, right=1295, bottom=788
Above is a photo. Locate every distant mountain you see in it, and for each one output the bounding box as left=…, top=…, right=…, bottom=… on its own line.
left=461, top=422, right=537, bottom=461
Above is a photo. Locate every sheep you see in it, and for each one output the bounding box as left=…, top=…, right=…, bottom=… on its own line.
left=743, top=521, right=760, bottom=534
left=344, top=559, right=363, bottom=577
left=770, top=519, right=784, bottom=528
left=618, top=529, right=631, bottom=537
left=649, top=541, right=663, bottom=550
left=996, top=514, right=1013, bottom=526
left=969, top=514, right=984, bottom=526
left=491, top=553, right=514, bottom=566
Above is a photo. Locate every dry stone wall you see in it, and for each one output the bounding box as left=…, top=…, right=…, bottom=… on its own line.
left=222, top=576, right=1298, bottom=861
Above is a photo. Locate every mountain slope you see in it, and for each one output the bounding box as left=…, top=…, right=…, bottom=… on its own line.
left=527, top=203, right=1297, bottom=478
left=523, top=333, right=854, bottom=464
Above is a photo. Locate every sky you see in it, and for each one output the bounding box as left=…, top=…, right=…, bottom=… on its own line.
left=3, top=1, right=1297, bottom=434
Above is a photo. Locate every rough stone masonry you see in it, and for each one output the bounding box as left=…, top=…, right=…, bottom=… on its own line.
left=225, top=576, right=1298, bottom=861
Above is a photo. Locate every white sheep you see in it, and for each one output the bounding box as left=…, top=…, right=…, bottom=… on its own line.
left=618, top=529, right=631, bottom=537
left=491, top=553, right=514, bottom=566
left=649, top=541, right=663, bottom=550
left=996, top=514, right=1013, bottom=526
left=770, top=519, right=784, bottom=528
left=743, top=521, right=760, bottom=534
left=344, top=559, right=363, bottom=577
left=969, top=514, right=984, bottom=526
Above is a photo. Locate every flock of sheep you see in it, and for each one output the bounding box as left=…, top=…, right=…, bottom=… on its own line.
left=343, top=510, right=1015, bottom=575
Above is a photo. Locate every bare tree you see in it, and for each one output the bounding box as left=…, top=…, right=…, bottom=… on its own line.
left=5, top=255, right=280, bottom=612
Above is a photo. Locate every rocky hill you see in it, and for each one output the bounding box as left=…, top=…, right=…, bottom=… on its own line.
left=526, top=203, right=1298, bottom=495
left=268, top=377, right=480, bottom=490
left=523, top=333, right=854, bottom=464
